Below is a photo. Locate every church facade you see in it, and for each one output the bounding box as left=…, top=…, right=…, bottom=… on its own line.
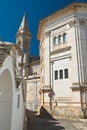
left=37, top=2, right=87, bottom=118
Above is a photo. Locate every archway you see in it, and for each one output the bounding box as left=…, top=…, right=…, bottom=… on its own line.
left=0, top=70, right=12, bottom=130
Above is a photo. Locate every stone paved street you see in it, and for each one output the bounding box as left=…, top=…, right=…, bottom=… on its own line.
left=27, top=115, right=85, bottom=130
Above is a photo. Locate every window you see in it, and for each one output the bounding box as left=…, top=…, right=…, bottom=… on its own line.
left=55, top=70, right=58, bottom=80
left=63, top=33, right=67, bottom=43
left=53, top=33, right=67, bottom=46
left=59, top=70, right=63, bottom=79
left=64, top=69, right=68, bottom=78
left=53, top=37, right=58, bottom=45
left=58, top=35, right=62, bottom=44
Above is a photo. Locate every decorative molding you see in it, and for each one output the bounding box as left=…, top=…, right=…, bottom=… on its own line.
left=71, top=87, right=81, bottom=91
left=41, top=88, right=52, bottom=93
left=16, top=31, right=31, bottom=39
left=26, top=76, right=40, bottom=80
left=44, top=31, right=50, bottom=38
left=50, top=46, right=71, bottom=55
left=30, top=60, right=40, bottom=66
left=22, top=82, right=26, bottom=102
left=71, top=82, right=87, bottom=91
left=68, top=20, right=75, bottom=27
left=0, top=43, right=11, bottom=67
left=79, top=19, right=86, bottom=26
left=11, top=46, right=19, bottom=88
left=55, top=97, right=71, bottom=102
left=71, top=87, right=87, bottom=91
left=68, top=19, right=86, bottom=28
left=72, top=82, right=87, bottom=87
left=37, top=2, right=87, bottom=40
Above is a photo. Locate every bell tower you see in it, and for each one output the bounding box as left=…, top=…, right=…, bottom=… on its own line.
left=16, top=14, right=31, bottom=76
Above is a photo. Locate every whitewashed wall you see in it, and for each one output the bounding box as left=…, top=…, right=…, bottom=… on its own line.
left=0, top=55, right=25, bottom=130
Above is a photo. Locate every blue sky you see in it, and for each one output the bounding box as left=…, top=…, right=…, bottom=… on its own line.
left=0, top=0, right=87, bottom=56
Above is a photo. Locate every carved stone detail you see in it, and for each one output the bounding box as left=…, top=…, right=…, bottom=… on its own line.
left=68, top=19, right=86, bottom=28
left=68, top=20, right=75, bottom=27
left=79, top=19, right=85, bottom=26
left=44, top=31, right=50, bottom=38
left=38, top=3, right=87, bottom=40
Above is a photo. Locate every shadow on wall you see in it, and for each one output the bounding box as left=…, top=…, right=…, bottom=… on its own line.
left=40, top=106, right=53, bottom=118
left=26, top=109, right=37, bottom=118
left=82, top=108, right=87, bottom=119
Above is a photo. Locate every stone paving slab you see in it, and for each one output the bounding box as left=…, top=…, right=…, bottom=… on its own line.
left=72, top=120, right=87, bottom=130
left=72, top=122, right=83, bottom=130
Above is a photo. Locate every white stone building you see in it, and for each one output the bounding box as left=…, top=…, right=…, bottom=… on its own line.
left=0, top=42, right=25, bottom=130
left=37, top=2, right=87, bottom=118
left=26, top=57, right=40, bottom=112
left=1, top=3, right=87, bottom=127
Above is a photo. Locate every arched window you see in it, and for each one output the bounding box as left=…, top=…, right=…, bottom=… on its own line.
left=53, top=37, right=58, bottom=45
left=58, top=35, right=62, bottom=44
left=63, top=33, right=67, bottom=43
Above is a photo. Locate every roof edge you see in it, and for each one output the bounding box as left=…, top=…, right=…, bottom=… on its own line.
left=37, top=2, right=87, bottom=40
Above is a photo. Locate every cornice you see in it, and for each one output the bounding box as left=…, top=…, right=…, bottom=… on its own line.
left=0, top=43, right=12, bottom=67
left=72, top=82, right=87, bottom=87
left=50, top=46, right=71, bottom=55
left=71, top=87, right=87, bottom=91
left=37, top=2, right=87, bottom=40
left=26, top=75, right=40, bottom=80
left=30, top=60, right=40, bottom=66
